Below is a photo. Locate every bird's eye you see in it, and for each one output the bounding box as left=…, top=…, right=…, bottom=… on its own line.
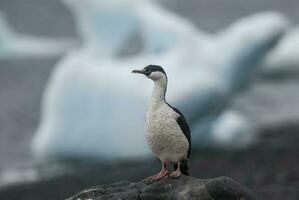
left=144, top=69, right=151, bottom=76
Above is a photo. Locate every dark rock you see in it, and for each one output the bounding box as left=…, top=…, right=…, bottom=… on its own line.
left=66, top=176, right=258, bottom=200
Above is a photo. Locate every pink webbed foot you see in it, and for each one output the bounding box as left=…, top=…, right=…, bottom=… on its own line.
left=169, top=170, right=181, bottom=178
left=150, top=168, right=169, bottom=182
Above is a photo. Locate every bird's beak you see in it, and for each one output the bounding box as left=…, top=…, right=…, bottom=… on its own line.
left=132, top=69, right=147, bottom=75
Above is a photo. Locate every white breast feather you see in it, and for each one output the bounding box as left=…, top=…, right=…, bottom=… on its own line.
left=145, top=103, right=189, bottom=163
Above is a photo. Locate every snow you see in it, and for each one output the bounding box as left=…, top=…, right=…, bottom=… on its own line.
left=0, top=168, right=38, bottom=186
left=31, top=0, right=289, bottom=160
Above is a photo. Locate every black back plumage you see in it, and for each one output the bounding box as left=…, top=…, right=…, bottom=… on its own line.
left=167, top=103, right=191, bottom=157
left=166, top=103, right=191, bottom=176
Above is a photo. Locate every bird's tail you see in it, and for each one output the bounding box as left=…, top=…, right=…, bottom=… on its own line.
left=174, top=159, right=189, bottom=175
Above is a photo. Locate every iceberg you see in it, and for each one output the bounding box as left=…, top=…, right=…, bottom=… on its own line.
left=210, top=110, right=256, bottom=149
left=0, top=11, right=77, bottom=59
left=61, top=0, right=210, bottom=57
left=261, top=27, right=299, bottom=76
left=31, top=0, right=289, bottom=161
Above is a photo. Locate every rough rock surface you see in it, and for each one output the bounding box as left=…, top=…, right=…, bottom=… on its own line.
left=66, top=176, right=258, bottom=200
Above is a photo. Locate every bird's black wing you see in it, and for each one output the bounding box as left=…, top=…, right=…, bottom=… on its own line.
left=167, top=103, right=191, bottom=158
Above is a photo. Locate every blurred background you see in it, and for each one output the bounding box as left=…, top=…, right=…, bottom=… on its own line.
left=0, top=0, right=299, bottom=199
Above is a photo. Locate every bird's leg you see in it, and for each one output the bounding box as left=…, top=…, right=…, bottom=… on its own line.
left=170, top=162, right=181, bottom=178
left=151, top=162, right=169, bottom=181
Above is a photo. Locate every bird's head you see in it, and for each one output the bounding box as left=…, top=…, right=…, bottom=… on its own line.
left=132, top=65, right=167, bottom=81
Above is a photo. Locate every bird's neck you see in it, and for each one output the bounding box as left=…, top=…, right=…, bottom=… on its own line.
left=150, top=77, right=167, bottom=108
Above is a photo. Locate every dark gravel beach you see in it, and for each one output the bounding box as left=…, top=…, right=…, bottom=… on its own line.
left=0, top=127, right=298, bottom=200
